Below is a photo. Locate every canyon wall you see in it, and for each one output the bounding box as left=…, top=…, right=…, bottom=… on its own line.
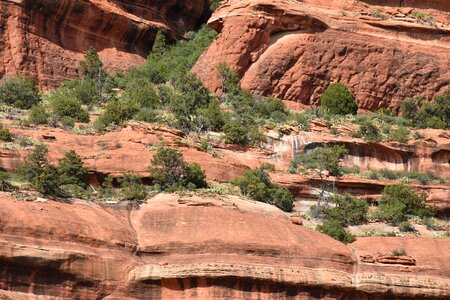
left=193, top=0, right=450, bottom=111
left=0, top=193, right=449, bottom=299
left=0, top=0, right=210, bottom=89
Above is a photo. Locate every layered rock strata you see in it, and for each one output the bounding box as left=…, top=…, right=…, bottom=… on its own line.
left=194, top=0, right=450, bottom=111
left=0, top=193, right=449, bottom=299
left=0, top=0, right=210, bottom=88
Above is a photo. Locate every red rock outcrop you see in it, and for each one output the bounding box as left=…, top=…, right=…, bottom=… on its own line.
left=1, top=121, right=448, bottom=212
left=194, top=0, right=450, bottom=111
left=0, top=0, right=210, bottom=89
left=0, top=193, right=449, bottom=299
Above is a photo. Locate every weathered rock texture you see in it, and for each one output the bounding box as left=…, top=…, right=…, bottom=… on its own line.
left=1, top=121, right=448, bottom=213
left=0, top=0, right=210, bottom=88
left=0, top=193, right=449, bottom=299
left=194, top=0, right=450, bottom=111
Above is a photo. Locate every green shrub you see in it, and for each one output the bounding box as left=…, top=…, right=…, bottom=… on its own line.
left=61, top=79, right=101, bottom=106
left=392, top=248, right=407, bottom=256
left=223, top=120, right=249, bottom=144
left=198, top=99, right=226, bottom=131
left=95, top=99, right=139, bottom=130
left=320, top=83, right=358, bottom=115
left=80, top=47, right=106, bottom=83
left=355, top=122, right=381, bottom=142
left=291, top=145, right=349, bottom=177
left=18, top=145, right=61, bottom=196
left=317, top=220, right=355, bottom=244
left=399, top=221, right=415, bottom=232
left=260, top=162, right=276, bottom=172
left=409, top=10, right=435, bottom=25
left=412, top=131, right=424, bottom=140
left=319, top=193, right=368, bottom=226
left=401, top=91, right=449, bottom=129
left=376, top=184, right=434, bottom=225
left=28, top=105, right=49, bottom=124
left=150, top=147, right=207, bottom=190
left=387, top=126, right=410, bottom=143
left=58, top=150, right=88, bottom=188
left=0, top=75, right=41, bottom=109
left=233, top=168, right=294, bottom=212
left=0, top=123, right=13, bottom=142
left=118, top=173, right=147, bottom=201
left=46, top=89, right=90, bottom=124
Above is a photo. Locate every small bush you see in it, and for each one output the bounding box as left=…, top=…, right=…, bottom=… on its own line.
left=412, top=131, right=424, bottom=140
left=317, top=220, right=355, bottom=244
left=320, top=83, right=358, bottom=115
left=58, top=150, right=88, bottom=188
left=0, top=123, right=13, bottom=142
left=291, top=145, right=349, bottom=177
left=0, top=76, right=41, bottom=109
left=233, top=168, right=294, bottom=212
left=260, top=162, right=276, bottom=172
left=119, top=173, right=147, bottom=201
left=150, top=147, right=207, bottom=190
left=375, top=184, right=434, bottom=225
left=46, top=89, right=90, bottom=124
left=354, top=122, right=381, bottom=142
left=399, top=221, right=415, bottom=232
left=28, top=105, right=49, bottom=125
left=222, top=120, right=249, bottom=145
left=319, top=193, right=368, bottom=226
left=392, top=248, right=407, bottom=256
left=94, top=99, right=139, bottom=130
left=387, top=126, right=410, bottom=143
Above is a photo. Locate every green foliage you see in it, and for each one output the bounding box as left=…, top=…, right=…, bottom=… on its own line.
left=210, top=0, right=222, bottom=11
left=291, top=145, right=349, bottom=177
left=386, top=126, right=410, bottom=143
left=260, top=162, right=276, bottom=172
left=94, top=99, right=139, bottom=130
left=187, top=163, right=208, bottom=189
left=61, top=79, right=101, bottom=106
left=58, top=150, right=88, bottom=188
left=319, top=193, right=368, bottom=226
left=399, top=221, right=415, bottom=232
left=320, top=83, right=358, bottom=115
left=376, top=184, right=434, bottom=225
left=198, top=99, right=226, bottom=131
left=0, top=75, right=41, bottom=109
left=362, top=169, right=447, bottom=185
left=152, top=31, right=168, bottom=58
left=150, top=147, right=207, bottom=190
left=392, top=248, right=407, bottom=256
left=400, top=91, right=449, bottom=129
left=119, top=173, right=147, bottom=201
left=317, top=220, right=355, bottom=244
left=233, top=168, right=294, bottom=212
left=409, top=10, right=435, bottom=25
left=46, top=89, right=90, bottom=124
left=0, top=123, right=13, bottom=142
left=145, top=26, right=217, bottom=83
left=354, top=122, right=381, bottom=142
left=222, top=120, right=249, bottom=144
left=412, top=132, right=424, bottom=140
left=80, top=47, right=105, bottom=83
left=19, top=145, right=89, bottom=197
left=28, top=105, right=49, bottom=125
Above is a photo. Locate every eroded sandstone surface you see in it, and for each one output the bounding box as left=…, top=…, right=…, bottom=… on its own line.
left=0, top=121, right=448, bottom=213
left=194, top=0, right=450, bottom=111
left=0, top=0, right=210, bottom=88
left=0, top=193, right=449, bottom=299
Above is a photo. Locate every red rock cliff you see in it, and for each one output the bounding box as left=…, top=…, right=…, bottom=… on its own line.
left=193, top=0, right=450, bottom=111
left=0, top=193, right=449, bottom=299
left=0, top=0, right=210, bottom=89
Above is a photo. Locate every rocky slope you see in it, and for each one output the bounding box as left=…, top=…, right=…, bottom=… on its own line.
left=0, top=0, right=210, bottom=89
left=1, top=121, right=448, bottom=214
left=0, top=193, right=449, bottom=299
left=193, top=0, right=450, bottom=111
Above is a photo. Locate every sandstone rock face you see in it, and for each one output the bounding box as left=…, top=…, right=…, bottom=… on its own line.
left=0, top=193, right=449, bottom=299
left=194, top=0, right=450, bottom=111
left=1, top=121, right=448, bottom=213
left=0, top=0, right=210, bottom=89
